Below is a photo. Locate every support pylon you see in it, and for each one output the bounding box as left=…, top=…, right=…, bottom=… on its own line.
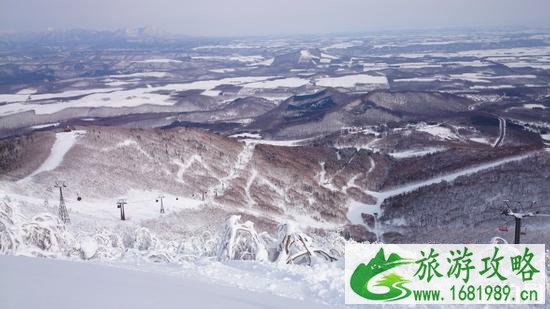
left=117, top=199, right=127, bottom=220
left=54, top=181, right=70, bottom=224
left=157, top=195, right=165, bottom=214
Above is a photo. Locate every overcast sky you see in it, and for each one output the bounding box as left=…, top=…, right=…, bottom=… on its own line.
left=1, top=0, right=550, bottom=36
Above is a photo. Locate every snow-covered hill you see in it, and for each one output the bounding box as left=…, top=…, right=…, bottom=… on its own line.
left=1, top=126, right=549, bottom=308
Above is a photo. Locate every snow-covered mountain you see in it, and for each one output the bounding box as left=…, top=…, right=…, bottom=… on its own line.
left=1, top=28, right=550, bottom=307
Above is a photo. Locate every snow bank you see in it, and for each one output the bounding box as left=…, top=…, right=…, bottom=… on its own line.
left=0, top=256, right=327, bottom=309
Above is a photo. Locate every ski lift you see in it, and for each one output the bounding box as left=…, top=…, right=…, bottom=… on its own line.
left=498, top=224, right=508, bottom=232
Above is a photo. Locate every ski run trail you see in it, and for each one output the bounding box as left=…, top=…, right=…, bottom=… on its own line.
left=20, top=130, right=86, bottom=182
left=346, top=151, right=535, bottom=240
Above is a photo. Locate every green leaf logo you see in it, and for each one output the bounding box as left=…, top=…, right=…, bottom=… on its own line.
left=350, top=248, right=414, bottom=301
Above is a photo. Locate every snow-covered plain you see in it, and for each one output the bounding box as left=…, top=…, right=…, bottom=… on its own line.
left=0, top=76, right=275, bottom=115
left=315, top=74, right=388, bottom=88
left=110, top=72, right=168, bottom=78
left=242, top=77, right=311, bottom=89
left=132, top=59, right=183, bottom=64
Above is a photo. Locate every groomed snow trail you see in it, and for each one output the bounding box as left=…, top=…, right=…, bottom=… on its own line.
left=209, top=141, right=256, bottom=201
left=347, top=152, right=535, bottom=237
left=22, top=130, right=85, bottom=181
left=493, top=116, right=506, bottom=147
left=173, top=154, right=203, bottom=183
left=245, top=169, right=258, bottom=207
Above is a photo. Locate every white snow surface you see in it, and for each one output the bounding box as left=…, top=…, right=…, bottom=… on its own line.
left=524, top=104, right=547, bottom=109
left=298, top=50, right=319, bottom=63
left=244, top=138, right=313, bottom=147
left=388, top=147, right=446, bottom=159
left=132, top=59, right=182, bottom=63
left=321, top=41, right=362, bottom=50
left=0, top=87, right=124, bottom=106
left=23, top=130, right=86, bottom=180
left=30, top=122, right=60, bottom=130
left=0, top=191, right=346, bottom=308
left=416, top=123, right=459, bottom=140
left=315, top=74, right=388, bottom=88
left=0, top=256, right=329, bottom=309
left=110, top=72, right=168, bottom=78
left=191, top=55, right=265, bottom=63
left=242, top=77, right=310, bottom=89
left=470, top=137, right=492, bottom=145
left=209, top=68, right=237, bottom=73
left=230, top=133, right=262, bottom=139
left=0, top=76, right=277, bottom=116
left=201, top=89, right=222, bottom=97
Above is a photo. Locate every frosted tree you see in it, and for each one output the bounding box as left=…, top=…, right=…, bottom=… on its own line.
left=274, top=222, right=337, bottom=265
left=0, top=200, right=18, bottom=254
left=217, top=215, right=268, bottom=261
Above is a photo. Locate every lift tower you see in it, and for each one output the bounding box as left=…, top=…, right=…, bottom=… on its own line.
left=117, top=199, right=127, bottom=221
left=54, top=181, right=70, bottom=224
left=157, top=195, right=165, bottom=214
left=502, top=200, right=550, bottom=244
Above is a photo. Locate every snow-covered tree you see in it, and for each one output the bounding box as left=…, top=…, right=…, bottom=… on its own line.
left=217, top=215, right=268, bottom=261
left=273, top=222, right=337, bottom=265
left=0, top=199, right=18, bottom=254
